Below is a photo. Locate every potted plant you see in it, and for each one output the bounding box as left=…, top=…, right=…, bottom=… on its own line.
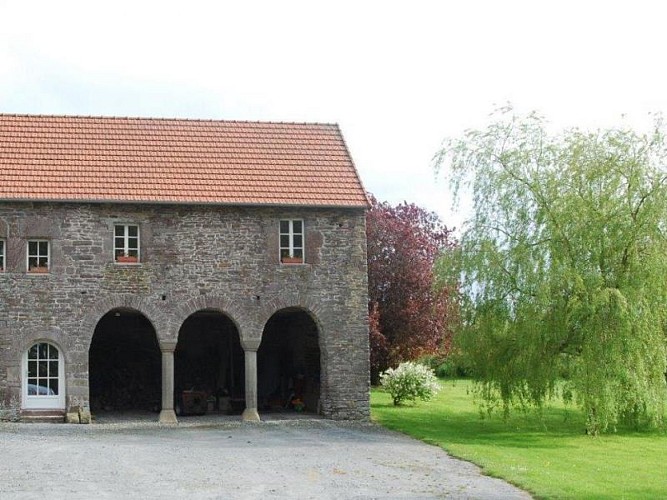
left=116, top=254, right=139, bottom=263
left=291, top=398, right=305, bottom=412
left=281, top=252, right=303, bottom=264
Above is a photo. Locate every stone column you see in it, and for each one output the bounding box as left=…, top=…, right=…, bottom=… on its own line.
left=159, top=340, right=178, bottom=424
left=241, top=339, right=260, bottom=422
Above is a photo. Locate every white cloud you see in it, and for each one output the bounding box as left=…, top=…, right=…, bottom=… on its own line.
left=1, top=0, right=666, bottom=228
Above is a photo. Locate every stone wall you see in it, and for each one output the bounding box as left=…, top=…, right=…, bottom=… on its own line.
left=0, top=202, right=369, bottom=420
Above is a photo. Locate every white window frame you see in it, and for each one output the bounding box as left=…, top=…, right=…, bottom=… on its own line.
left=0, top=239, right=4, bottom=272
left=114, top=224, right=140, bottom=263
left=279, top=219, right=304, bottom=264
left=22, top=342, right=66, bottom=410
left=27, top=240, right=50, bottom=273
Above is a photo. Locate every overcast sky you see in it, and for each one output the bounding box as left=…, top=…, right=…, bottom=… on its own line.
left=1, top=0, right=666, bottom=231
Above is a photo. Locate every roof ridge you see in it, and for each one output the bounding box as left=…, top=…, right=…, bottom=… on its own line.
left=0, top=113, right=339, bottom=128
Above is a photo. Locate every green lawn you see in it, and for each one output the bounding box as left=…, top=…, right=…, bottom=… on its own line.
left=371, top=380, right=666, bottom=499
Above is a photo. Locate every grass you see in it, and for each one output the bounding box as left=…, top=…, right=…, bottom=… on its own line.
left=371, top=379, right=667, bottom=499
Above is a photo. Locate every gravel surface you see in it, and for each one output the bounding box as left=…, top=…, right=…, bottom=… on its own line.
left=0, top=419, right=531, bottom=499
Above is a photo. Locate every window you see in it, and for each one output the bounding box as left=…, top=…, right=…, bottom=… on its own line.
left=280, top=219, right=304, bottom=263
left=114, top=224, right=140, bottom=263
left=27, top=240, right=49, bottom=273
left=0, top=239, right=4, bottom=272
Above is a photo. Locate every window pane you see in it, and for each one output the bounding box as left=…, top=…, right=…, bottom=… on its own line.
left=293, top=220, right=303, bottom=233
left=115, top=237, right=124, bottom=248
left=38, top=257, right=48, bottom=267
left=128, top=225, right=138, bottom=237
left=29, top=344, right=38, bottom=359
left=293, top=235, right=303, bottom=248
left=49, top=379, right=59, bottom=395
left=128, top=238, right=138, bottom=249
left=28, top=257, right=38, bottom=269
left=127, top=249, right=138, bottom=258
left=38, top=361, right=48, bottom=377
left=280, top=235, right=290, bottom=248
left=29, top=241, right=37, bottom=254
left=28, top=361, right=37, bottom=377
left=280, top=221, right=289, bottom=233
left=38, top=241, right=48, bottom=255
left=293, top=249, right=303, bottom=259
left=49, top=345, right=58, bottom=359
left=49, top=361, right=58, bottom=376
left=115, top=226, right=124, bottom=237
left=38, top=343, right=48, bottom=358
left=28, top=379, right=37, bottom=394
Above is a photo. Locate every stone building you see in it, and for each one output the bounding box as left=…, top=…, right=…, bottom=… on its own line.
left=0, top=114, right=369, bottom=423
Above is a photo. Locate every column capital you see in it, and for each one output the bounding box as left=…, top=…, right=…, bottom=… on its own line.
left=159, top=340, right=178, bottom=353
left=240, top=338, right=261, bottom=351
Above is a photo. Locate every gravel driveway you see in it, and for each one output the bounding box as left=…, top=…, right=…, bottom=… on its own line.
left=0, top=419, right=530, bottom=499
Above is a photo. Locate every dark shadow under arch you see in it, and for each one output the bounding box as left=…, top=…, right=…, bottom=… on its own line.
left=258, top=307, right=321, bottom=414
left=175, top=309, right=244, bottom=415
left=89, top=308, right=161, bottom=413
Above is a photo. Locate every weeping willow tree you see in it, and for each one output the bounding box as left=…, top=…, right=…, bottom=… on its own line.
left=434, top=108, right=667, bottom=434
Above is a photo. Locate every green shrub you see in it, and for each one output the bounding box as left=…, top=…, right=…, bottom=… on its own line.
left=417, top=354, right=470, bottom=379
left=380, top=361, right=440, bottom=405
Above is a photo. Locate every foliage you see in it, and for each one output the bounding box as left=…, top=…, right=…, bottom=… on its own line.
left=367, top=194, right=457, bottom=382
left=372, top=380, right=667, bottom=499
left=417, top=353, right=470, bottom=379
left=368, top=302, right=388, bottom=379
left=434, top=107, right=667, bottom=434
left=380, top=361, right=440, bottom=405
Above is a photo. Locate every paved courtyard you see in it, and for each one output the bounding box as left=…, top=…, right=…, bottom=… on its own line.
left=0, top=419, right=530, bottom=499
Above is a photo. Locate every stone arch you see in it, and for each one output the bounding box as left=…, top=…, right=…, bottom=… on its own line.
left=17, top=328, right=70, bottom=365
left=80, top=294, right=170, bottom=349
left=257, top=293, right=325, bottom=334
left=172, top=295, right=249, bottom=342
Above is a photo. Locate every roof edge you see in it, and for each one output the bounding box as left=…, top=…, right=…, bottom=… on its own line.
left=0, top=112, right=339, bottom=128
left=334, top=124, right=371, bottom=209
left=0, top=197, right=368, bottom=210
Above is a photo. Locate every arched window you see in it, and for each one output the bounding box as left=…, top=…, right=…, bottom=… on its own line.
left=23, top=342, right=65, bottom=410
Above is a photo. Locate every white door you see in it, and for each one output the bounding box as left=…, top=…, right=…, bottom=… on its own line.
left=23, top=342, right=65, bottom=410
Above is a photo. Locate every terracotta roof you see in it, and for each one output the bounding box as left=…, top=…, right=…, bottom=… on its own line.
left=0, top=114, right=368, bottom=208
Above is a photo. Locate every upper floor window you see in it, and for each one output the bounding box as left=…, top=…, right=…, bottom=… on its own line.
left=280, top=219, right=304, bottom=264
left=28, top=240, right=49, bottom=273
left=114, top=224, right=140, bottom=263
left=0, top=239, right=4, bottom=272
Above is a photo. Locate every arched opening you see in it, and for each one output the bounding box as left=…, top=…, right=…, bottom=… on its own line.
left=258, top=308, right=321, bottom=414
left=89, top=308, right=161, bottom=416
left=175, top=309, right=244, bottom=416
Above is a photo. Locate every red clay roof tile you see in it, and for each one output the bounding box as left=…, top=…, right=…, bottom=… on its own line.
left=0, top=114, right=368, bottom=208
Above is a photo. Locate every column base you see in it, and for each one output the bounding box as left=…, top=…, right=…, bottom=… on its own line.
left=242, top=407, right=261, bottom=422
left=159, top=409, right=178, bottom=425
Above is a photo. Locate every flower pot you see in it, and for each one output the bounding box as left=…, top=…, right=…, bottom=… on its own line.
left=281, top=256, right=303, bottom=264
left=29, top=266, right=48, bottom=273
left=117, top=255, right=138, bottom=263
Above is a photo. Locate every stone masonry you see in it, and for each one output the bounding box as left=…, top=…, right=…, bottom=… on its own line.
left=0, top=201, right=370, bottom=420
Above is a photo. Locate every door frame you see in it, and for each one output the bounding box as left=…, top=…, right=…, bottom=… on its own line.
left=22, top=341, right=66, bottom=410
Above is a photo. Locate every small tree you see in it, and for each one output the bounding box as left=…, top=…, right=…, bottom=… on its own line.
left=367, top=194, right=456, bottom=382
left=380, top=361, right=440, bottom=406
